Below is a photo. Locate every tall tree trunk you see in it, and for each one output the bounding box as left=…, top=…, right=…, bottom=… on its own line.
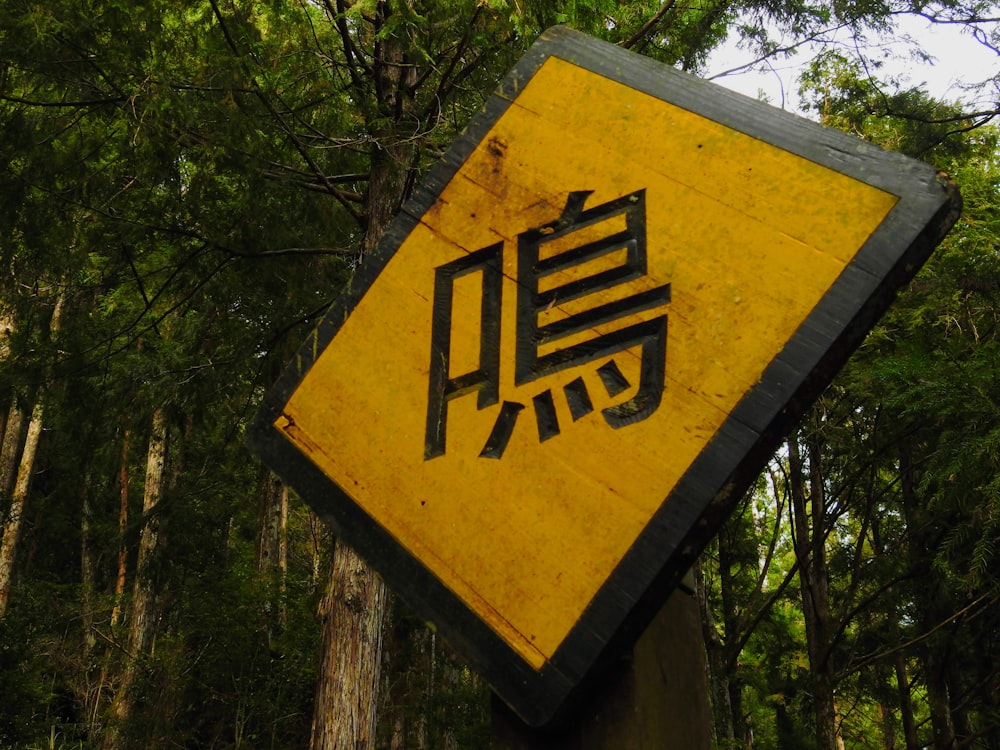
left=876, top=697, right=897, bottom=750
left=0, top=397, right=46, bottom=617
left=255, top=468, right=288, bottom=573
left=87, top=432, right=133, bottom=739
left=82, top=469, right=114, bottom=741
left=255, top=466, right=288, bottom=625
left=309, top=4, right=417, bottom=746
left=310, top=539, right=388, bottom=750
left=979, top=648, right=1000, bottom=750
left=102, top=406, right=170, bottom=750
left=0, top=398, right=26, bottom=511
left=894, top=647, right=919, bottom=750
left=381, top=603, right=435, bottom=750
left=0, top=396, right=8, bottom=461
left=718, top=532, right=751, bottom=747
left=110, top=431, right=131, bottom=628
left=789, top=436, right=840, bottom=750
left=695, top=555, right=734, bottom=748
left=946, top=656, right=974, bottom=746
left=925, top=646, right=955, bottom=750
left=309, top=510, right=324, bottom=590
left=0, top=291, right=65, bottom=617
left=900, top=448, right=957, bottom=750
left=81, top=473, right=97, bottom=656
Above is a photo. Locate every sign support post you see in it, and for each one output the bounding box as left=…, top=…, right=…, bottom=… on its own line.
left=492, top=585, right=713, bottom=749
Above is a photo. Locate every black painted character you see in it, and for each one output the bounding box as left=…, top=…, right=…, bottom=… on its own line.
left=425, top=190, right=670, bottom=460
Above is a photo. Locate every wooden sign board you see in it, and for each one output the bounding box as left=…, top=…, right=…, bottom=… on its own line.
left=250, top=26, right=959, bottom=727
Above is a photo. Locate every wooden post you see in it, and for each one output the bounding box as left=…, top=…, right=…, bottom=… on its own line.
left=492, top=582, right=713, bottom=750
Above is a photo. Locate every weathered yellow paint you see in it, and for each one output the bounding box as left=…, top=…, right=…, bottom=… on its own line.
left=278, top=57, right=898, bottom=669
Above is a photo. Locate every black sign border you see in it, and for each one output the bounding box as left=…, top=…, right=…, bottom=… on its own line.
left=249, top=25, right=960, bottom=728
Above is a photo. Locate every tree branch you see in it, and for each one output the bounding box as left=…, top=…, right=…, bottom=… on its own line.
left=0, top=93, right=127, bottom=107
left=207, top=0, right=364, bottom=224
left=622, top=0, right=678, bottom=50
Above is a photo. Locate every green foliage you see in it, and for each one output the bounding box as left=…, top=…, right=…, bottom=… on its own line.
left=848, top=121, right=1000, bottom=600
left=0, top=581, right=86, bottom=747
left=146, top=557, right=321, bottom=747
left=701, top=50, right=1000, bottom=750
left=799, top=50, right=982, bottom=160
left=3, top=0, right=1000, bottom=748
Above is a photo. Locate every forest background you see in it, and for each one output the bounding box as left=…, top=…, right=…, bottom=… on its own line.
left=1, top=1, right=1000, bottom=749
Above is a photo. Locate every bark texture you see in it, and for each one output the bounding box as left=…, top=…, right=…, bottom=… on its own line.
left=309, top=4, right=418, bottom=746
left=102, top=407, right=170, bottom=750
left=110, top=432, right=131, bottom=628
left=789, top=437, right=841, bottom=750
left=0, top=292, right=65, bottom=617
left=81, top=473, right=97, bottom=655
left=255, top=467, right=287, bottom=575
left=0, top=399, right=26, bottom=505
left=894, top=637, right=919, bottom=749
left=310, top=541, right=388, bottom=750
left=0, top=398, right=45, bottom=617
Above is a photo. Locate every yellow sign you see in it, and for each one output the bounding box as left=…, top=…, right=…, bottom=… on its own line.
left=253, top=27, right=957, bottom=726
left=277, top=54, right=896, bottom=665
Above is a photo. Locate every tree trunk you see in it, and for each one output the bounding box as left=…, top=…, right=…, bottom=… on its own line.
left=88, top=432, right=132, bottom=738
left=876, top=699, right=897, bottom=750
left=0, top=398, right=26, bottom=510
left=925, top=646, right=956, bottom=750
left=894, top=648, right=919, bottom=750
left=256, top=466, right=288, bottom=625
left=788, top=436, right=840, bottom=750
left=946, top=655, right=973, bottom=746
left=102, top=406, right=170, bottom=750
left=309, top=540, right=388, bottom=750
left=308, top=4, right=419, bottom=746
left=381, top=602, right=434, bottom=750
left=81, top=473, right=97, bottom=656
left=695, top=556, right=734, bottom=748
left=979, top=648, right=1000, bottom=750
left=0, top=291, right=65, bottom=617
left=82, top=468, right=115, bottom=740
left=0, top=397, right=46, bottom=617
left=110, top=431, right=131, bottom=628
left=871, top=660, right=898, bottom=750
left=718, top=532, right=752, bottom=747
left=438, top=639, right=469, bottom=750
left=309, top=510, right=324, bottom=590
left=255, top=467, right=287, bottom=573
left=900, top=448, right=957, bottom=750
left=0, top=397, right=8, bottom=465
